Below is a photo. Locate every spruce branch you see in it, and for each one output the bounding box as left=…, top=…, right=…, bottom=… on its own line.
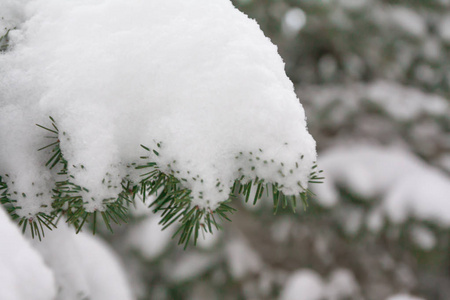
left=0, top=175, right=56, bottom=240
left=1, top=116, right=324, bottom=248
left=0, top=25, right=15, bottom=52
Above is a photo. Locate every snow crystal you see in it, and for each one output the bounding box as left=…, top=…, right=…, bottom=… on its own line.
left=279, top=269, right=325, bottom=300
left=0, top=0, right=316, bottom=215
left=0, top=208, right=56, bottom=300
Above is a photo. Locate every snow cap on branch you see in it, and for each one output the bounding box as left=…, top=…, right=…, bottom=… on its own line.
left=0, top=0, right=316, bottom=214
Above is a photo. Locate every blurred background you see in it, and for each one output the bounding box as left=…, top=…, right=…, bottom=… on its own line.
left=101, top=1, right=450, bottom=299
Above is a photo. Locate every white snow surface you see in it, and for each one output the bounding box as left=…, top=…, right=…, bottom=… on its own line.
left=386, top=295, right=425, bottom=300
left=165, top=252, right=219, bottom=283
left=0, top=0, right=316, bottom=214
left=315, top=144, right=450, bottom=226
left=31, top=224, right=134, bottom=300
left=0, top=207, right=56, bottom=300
left=388, top=7, right=427, bottom=37
left=0, top=0, right=30, bottom=34
left=225, top=236, right=263, bottom=279
left=127, top=212, right=175, bottom=261
left=366, top=81, right=449, bottom=121
left=410, top=225, right=436, bottom=250
left=279, top=269, right=325, bottom=300
left=280, top=268, right=361, bottom=300
left=325, top=269, right=359, bottom=300
left=439, top=14, right=450, bottom=42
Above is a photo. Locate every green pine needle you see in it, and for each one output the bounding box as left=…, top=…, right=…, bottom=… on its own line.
left=0, top=117, right=324, bottom=249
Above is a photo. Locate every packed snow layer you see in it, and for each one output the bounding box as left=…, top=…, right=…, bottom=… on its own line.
left=0, top=0, right=316, bottom=214
left=31, top=224, right=133, bottom=300
left=314, top=144, right=450, bottom=226
left=0, top=208, right=56, bottom=300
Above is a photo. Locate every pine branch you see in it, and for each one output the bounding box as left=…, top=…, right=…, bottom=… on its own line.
left=0, top=175, right=56, bottom=240
left=0, top=26, right=14, bottom=52
left=0, top=116, right=324, bottom=248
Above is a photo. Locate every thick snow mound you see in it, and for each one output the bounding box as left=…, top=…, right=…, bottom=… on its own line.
left=0, top=208, right=56, bottom=300
left=0, top=0, right=316, bottom=214
left=314, top=144, right=450, bottom=226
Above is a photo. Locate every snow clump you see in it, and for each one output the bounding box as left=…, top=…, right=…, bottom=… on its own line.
left=315, top=144, right=450, bottom=226
left=0, top=0, right=316, bottom=215
left=0, top=207, right=56, bottom=300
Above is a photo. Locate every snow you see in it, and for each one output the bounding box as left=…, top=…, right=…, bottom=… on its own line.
left=300, top=81, right=449, bottom=127
left=386, top=294, right=425, bottom=300
left=337, top=0, right=368, bottom=11
left=410, top=225, right=436, bottom=251
left=127, top=212, right=175, bottom=261
left=270, top=217, right=293, bottom=243
left=225, top=236, right=263, bottom=279
left=366, top=208, right=384, bottom=233
left=439, top=14, right=450, bottom=43
left=279, top=269, right=324, bottom=300
left=383, top=167, right=450, bottom=226
left=0, top=0, right=29, bottom=34
left=422, top=38, right=441, bottom=61
left=0, top=207, right=56, bottom=300
left=197, top=229, right=221, bottom=250
left=282, top=8, right=307, bottom=37
left=165, top=252, right=218, bottom=283
left=389, top=7, right=427, bottom=38
left=366, top=81, right=449, bottom=121
left=325, top=269, right=359, bottom=300
left=0, top=0, right=316, bottom=215
left=31, top=224, right=133, bottom=300
left=315, top=144, right=450, bottom=226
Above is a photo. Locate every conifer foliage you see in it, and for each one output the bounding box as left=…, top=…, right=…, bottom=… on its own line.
left=0, top=0, right=320, bottom=247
